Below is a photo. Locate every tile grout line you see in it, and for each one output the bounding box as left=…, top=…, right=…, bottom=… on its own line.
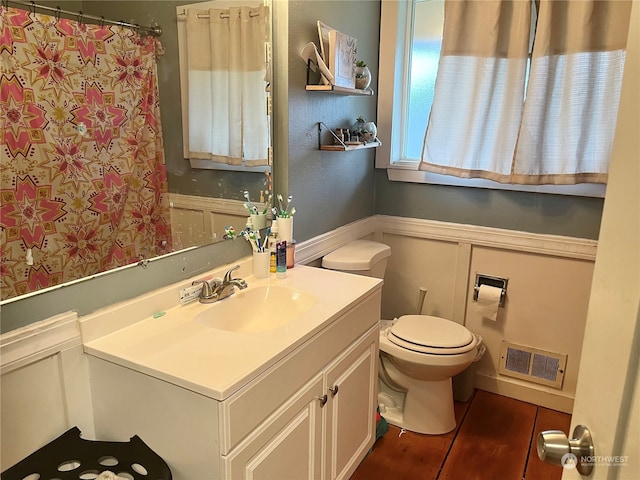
left=521, top=406, right=540, bottom=480
left=435, top=390, right=478, bottom=480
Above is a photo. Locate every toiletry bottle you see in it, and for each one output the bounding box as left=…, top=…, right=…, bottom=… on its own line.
left=286, top=239, right=296, bottom=269
left=276, top=241, right=287, bottom=278
left=268, top=222, right=279, bottom=273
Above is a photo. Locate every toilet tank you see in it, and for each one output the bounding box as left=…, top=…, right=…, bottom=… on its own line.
left=321, top=240, right=391, bottom=279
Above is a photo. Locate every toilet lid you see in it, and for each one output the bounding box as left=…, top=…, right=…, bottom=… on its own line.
left=388, top=315, right=476, bottom=355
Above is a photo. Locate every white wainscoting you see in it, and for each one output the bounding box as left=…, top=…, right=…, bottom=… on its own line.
left=302, top=216, right=597, bottom=413
left=0, top=312, right=94, bottom=471
left=169, top=193, right=260, bottom=250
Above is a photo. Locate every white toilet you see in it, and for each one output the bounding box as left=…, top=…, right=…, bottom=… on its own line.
left=322, top=239, right=483, bottom=435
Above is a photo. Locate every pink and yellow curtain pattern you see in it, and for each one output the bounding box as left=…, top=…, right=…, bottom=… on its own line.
left=0, top=6, right=172, bottom=300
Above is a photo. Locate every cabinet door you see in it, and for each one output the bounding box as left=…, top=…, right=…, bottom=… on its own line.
left=324, top=327, right=379, bottom=480
left=223, top=373, right=324, bottom=480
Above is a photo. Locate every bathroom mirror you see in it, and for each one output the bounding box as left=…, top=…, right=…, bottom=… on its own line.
left=0, top=0, right=275, bottom=302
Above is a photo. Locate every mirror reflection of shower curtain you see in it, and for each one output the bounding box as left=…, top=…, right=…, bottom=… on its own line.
left=185, top=5, right=269, bottom=166
left=0, top=6, right=172, bottom=300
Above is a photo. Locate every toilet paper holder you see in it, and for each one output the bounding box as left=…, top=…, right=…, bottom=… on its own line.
left=473, top=273, right=508, bottom=307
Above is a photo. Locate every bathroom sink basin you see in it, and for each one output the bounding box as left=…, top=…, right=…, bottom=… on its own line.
left=194, top=285, right=318, bottom=333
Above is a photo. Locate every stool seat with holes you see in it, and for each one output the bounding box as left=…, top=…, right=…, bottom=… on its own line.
left=1, top=427, right=172, bottom=480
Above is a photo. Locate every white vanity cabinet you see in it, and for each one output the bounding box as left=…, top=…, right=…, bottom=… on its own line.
left=86, top=287, right=381, bottom=480
left=224, top=326, right=378, bottom=480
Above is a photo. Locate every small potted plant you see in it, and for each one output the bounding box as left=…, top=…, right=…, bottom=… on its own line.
left=354, top=60, right=371, bottom=90
left=351, top=116, right=377, bottom=143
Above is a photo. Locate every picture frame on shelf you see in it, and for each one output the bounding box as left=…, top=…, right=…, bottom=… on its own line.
left=328, top=29, right=356, bottom=89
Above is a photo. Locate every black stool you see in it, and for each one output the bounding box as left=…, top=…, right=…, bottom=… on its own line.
left=1, top=427, right=172, bottom=480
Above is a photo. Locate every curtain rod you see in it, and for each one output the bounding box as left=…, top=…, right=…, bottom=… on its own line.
left=4, top=0, right=163, bottom=37
left=177, top=8, right=262, bottom=20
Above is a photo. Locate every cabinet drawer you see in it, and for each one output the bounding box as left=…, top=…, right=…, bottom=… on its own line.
left=219, top=289, right=381, bottom=454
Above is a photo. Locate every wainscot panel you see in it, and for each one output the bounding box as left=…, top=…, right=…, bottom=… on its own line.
left=303, top=216, right=596, bottom=413
left=0, top=312, right=94, bottom=471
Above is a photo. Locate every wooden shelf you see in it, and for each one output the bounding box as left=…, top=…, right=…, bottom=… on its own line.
left=317, top=122, right=381, bottom=151
left=305, top=84, right=374, bottom=96
left=320, top=141, right=381, bottom=151
left=305, top=60, right=374, bottom=96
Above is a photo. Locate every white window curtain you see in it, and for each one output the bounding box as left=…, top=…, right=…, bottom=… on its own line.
left=419, top=0, right=631, bottom=185
left=185, top=5, right=269, bottom=166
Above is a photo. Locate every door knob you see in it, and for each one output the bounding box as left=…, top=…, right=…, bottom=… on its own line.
left=537, top=425, right=594, bottom=475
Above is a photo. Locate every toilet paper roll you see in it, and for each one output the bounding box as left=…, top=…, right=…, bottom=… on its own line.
left=477, top=285, right=502, bottom=321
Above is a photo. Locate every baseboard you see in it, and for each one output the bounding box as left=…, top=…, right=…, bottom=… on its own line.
left=474, top=371, right=574, bottom=414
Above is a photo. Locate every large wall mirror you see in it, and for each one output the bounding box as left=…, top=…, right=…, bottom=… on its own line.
left=0, top=0, right=277, bottom=305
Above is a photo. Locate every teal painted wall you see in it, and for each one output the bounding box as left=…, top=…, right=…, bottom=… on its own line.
left=285, top=1, right=381, bottom=241
left=375, top=171, right=604, bottom=239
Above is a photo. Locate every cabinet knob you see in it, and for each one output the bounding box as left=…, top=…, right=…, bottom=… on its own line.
left=328, top=385, right=339, bottom=397
left=317, top=394, right=328, bottom=407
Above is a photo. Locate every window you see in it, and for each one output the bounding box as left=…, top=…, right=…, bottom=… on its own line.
left=377, top=0, right=628, bottom=197
left=405, top=0, right=443, bottom=160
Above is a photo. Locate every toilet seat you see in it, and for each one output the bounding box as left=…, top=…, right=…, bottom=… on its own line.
left=388, top=315, right=476, bottom=355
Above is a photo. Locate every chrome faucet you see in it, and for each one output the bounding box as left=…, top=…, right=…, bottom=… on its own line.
left=193, top=265, right=248, bottom=304
left=214, top=264, right=248, bottom=300
left=192, top=279, right=220, bottom=304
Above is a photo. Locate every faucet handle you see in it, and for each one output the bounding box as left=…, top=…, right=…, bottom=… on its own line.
left=223, top=264, right=241, bottom=282
left=192, top=280, right=214, bottom=299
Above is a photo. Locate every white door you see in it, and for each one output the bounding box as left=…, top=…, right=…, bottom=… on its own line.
left=560, top=4, right=639, bottom=479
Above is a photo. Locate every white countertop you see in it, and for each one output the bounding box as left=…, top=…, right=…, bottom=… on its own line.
left=82, top=265, right=381, bottom=401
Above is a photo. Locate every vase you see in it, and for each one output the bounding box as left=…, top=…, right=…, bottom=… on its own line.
left=355, top=65, right=371, bottom=90
left=351, top=119, right=377, bottom=144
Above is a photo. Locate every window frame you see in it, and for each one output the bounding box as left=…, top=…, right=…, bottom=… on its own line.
left=376, top=0, right=606, bottom=198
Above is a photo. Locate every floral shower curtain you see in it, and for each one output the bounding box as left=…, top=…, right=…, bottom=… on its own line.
left=0, top=6, right=172, bottom=300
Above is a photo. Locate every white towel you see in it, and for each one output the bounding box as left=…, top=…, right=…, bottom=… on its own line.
left=96, top=471, right=129, bottom=480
